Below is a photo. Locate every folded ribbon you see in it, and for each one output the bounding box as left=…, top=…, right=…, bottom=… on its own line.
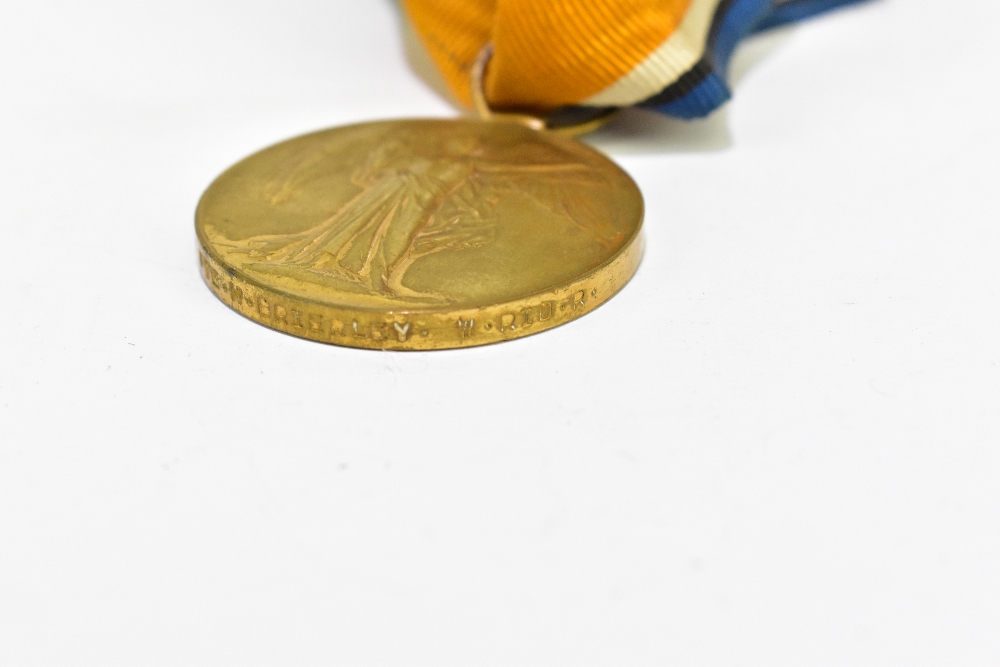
left=402, top=0, right=868, bottom=119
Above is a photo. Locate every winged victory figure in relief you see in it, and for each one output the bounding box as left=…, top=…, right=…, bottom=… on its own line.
left=227, top=127, right=628, bottom=304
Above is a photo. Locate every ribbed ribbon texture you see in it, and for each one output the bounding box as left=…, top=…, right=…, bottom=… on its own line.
left=402, top=0, right=869, bottom=119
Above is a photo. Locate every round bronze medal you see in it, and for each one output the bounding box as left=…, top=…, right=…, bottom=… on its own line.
left=196, top=119, right=643, bottom=350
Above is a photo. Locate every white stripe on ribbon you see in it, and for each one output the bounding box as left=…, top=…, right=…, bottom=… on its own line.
left=582, top=0, right=723, bottom=107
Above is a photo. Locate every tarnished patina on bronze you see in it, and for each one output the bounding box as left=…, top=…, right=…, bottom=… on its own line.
left=196, top=119, right=643, bottom=349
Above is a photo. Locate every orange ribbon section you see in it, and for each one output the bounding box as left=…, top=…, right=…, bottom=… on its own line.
left=402, top=0, right=694, bottom=111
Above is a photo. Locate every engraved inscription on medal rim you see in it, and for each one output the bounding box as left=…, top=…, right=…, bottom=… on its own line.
left=199, top=248, right=608, bottom=347
left=201, top=251, right=423, bottom=344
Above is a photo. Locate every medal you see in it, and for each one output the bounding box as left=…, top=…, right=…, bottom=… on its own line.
left=196, top=0, right=867, bottom=350
left=197, top=50, right=642, bottom=350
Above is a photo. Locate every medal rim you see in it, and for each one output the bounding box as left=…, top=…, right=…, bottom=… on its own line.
left=195, top=117, right=645, bottom=350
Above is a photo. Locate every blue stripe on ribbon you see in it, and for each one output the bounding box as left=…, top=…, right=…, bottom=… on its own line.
left=644, top=0, right=869, bottom=119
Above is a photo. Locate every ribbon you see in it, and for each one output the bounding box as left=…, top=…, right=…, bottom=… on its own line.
left=402, top=0, right=868, bottom=119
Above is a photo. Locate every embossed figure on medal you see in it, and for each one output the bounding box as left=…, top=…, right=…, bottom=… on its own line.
left=222, top=125, right=628, bottom=306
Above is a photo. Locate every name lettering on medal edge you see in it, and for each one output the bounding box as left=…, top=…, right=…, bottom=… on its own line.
left=203, top=251, right=420, bottom=343
left=394, top=322, right=411, bottom=342
left=494, top=291, right=590, bottom=333
left=203, top=251, right=600, bottom=343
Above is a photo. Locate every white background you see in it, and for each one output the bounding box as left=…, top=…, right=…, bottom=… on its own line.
left=1, top=0, right=998, bottom=664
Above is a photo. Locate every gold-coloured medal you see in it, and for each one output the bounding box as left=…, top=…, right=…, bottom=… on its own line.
left=196, top=50, right=643, bottom=350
